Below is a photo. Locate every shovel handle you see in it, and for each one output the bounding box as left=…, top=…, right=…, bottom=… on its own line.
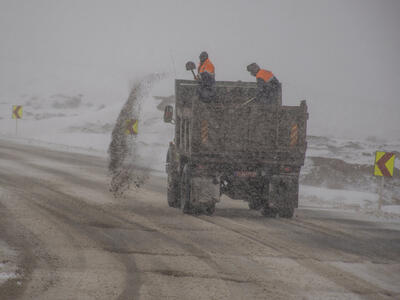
left=241, top=97, right=255, bottom=106
left=191, top=70, right=198, bottom=80
left=231, top=97, right=256, bottom=112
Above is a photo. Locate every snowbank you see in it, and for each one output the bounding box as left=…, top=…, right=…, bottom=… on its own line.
left=300, top=185, right=379, bottom=210
left=300, top=185, right=400, bottom=218
left=382, top=205, right=400, bottom=215
left=307, top=135, right=400, bottom=167
left=0, top=75, right=175, bottom=171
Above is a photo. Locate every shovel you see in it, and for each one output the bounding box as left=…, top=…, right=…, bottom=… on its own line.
left=185, top=61, right=198, bottom=80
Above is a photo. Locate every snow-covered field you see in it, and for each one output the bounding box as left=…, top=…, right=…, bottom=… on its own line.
left=0, top=75, right=175, bottom=170
left=300, top=185, right=400, bottom=222
left=0, top=74, right=399, bottom=217
left=307, top=135, right=400, bottom=166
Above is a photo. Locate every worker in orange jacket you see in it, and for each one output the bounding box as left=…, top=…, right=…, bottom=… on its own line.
left=197, top=51, right=216, bottom=100
left=247, top=63, right=280, bottom=104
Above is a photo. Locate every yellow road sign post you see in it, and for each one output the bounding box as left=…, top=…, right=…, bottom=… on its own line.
left=12, top=105, right=23, bottom=135
left=374, top=151, right=396, bottom=210
left=125, top=119, right=138, bottom=135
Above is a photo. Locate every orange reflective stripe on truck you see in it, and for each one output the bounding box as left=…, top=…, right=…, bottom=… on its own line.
left=201, top=120, right=208, bottom=144
left=290, top=124, right=298, bottom=146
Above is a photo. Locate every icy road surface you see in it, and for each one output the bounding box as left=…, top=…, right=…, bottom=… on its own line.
left=0, top=139, right=399, bottom=300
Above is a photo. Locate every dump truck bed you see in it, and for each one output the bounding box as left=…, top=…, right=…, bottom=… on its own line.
left=175, top=80, right=308, bottom=166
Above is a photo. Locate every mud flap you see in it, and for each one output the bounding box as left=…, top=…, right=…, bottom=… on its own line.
left=191, top=177, right=220, bottom=205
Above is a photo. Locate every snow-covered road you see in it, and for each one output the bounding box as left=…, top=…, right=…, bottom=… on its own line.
left=0, top=139, right=399, bottom=299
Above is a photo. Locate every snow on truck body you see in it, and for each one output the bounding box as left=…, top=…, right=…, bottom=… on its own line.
left=165, top=79, right=308, bottom=217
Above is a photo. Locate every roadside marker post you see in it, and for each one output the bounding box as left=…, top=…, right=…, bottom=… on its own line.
left=374, top=151, right=395, bottom=210
left=125, top=119, right=138, bottom=135
left=379, top=176, right=384, bottom=210
left=12, top=105, right=23, bottom=135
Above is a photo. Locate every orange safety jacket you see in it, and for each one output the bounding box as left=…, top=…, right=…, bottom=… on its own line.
left=198, top=58, right=215, bottom=74
left=256, top=69, right=274, bottom=83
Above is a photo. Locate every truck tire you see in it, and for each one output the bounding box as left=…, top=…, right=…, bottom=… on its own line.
left=248, top=182, right=268, bottom=210
left=248, top=193, right=264, bottom=210
left=204, top=202, right=216, bottom=215
left=248, top=200, right=262, bottom=210
left=167, top=171, right=180, bottom=208
left=262, top=175, right=297, bottom=218
left=180, top=164, right=194, bottom=214
left=166, top=145, right=180, bottom=208
left=247, top=188, right=265, bottom=210
left=261, top=207, right=278, bottom=217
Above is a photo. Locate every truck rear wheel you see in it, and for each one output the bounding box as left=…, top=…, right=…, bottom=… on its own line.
left=204, top=202, right=216, bottom=215
left=262, top=175, right=298, bottom=218
left=261, top=207, right=278, bottom=217
left=180, top=164, right=194, bottom=214
left=248, top=191, right=265, bottom=210
left=166, top=145, right=180, bottom=208
left=248, top=200, right=262, bottom=210
left=247, top=181, right=268, bottom=210
left=167, top=171, right=180, bottom=208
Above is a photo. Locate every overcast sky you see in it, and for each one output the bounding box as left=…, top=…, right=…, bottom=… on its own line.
left=0, top=0, right=399, bottom=139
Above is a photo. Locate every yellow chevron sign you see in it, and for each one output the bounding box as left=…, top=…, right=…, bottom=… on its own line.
left=125, top=119, right=138, bottom=135
left=12, top=105, right=23, bottom=119
left=374, top=151, right=395, bottom=177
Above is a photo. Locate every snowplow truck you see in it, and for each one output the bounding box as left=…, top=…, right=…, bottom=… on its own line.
left=164, top=79, right=308, bottom=217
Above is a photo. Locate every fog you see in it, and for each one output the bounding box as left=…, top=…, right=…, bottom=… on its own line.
left=1, top=0, right=399, bottom=140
